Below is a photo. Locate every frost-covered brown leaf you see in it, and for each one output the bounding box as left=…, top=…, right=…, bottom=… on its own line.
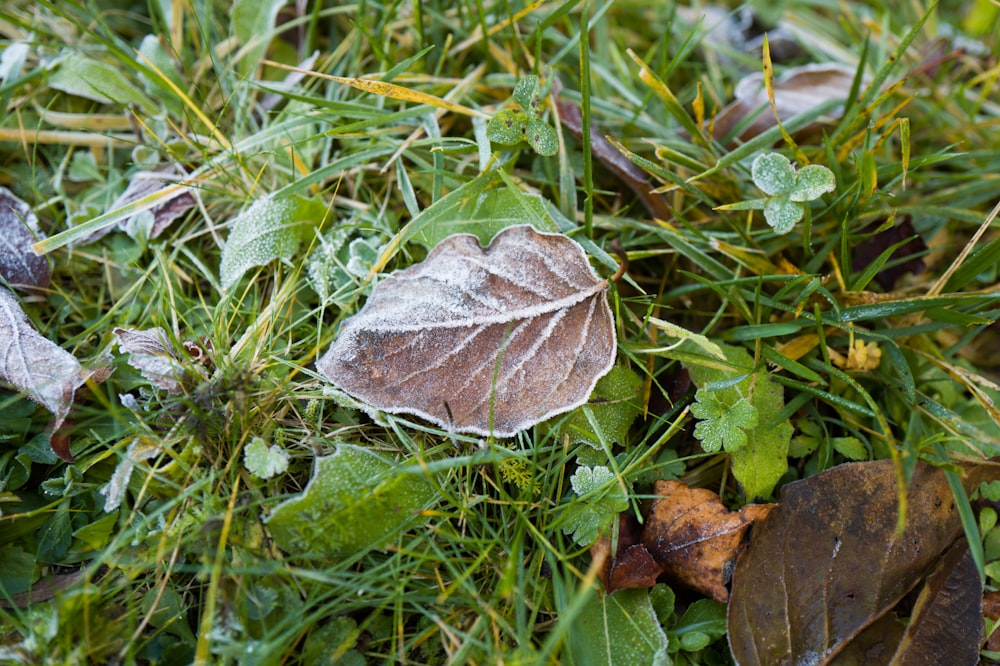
left=318, top=224, right=617, bottom=436
left=0, top=287, right=86, bottom=441
left=113, top=327, right=206, bottom=394
left=0, top=187, right=50, bottom=290
left=712, top=64, right=860, bottom=143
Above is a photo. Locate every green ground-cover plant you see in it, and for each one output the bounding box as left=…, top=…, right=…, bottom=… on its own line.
left=0, top=0, right=998, bottom=663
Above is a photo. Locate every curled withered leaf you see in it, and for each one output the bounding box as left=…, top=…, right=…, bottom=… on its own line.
left=593, top=513, right=663, bottom=593
left=713, top=63, right=861, bottom=143
left=0, top=288, right=86, bottom=434
left=318, top=224, right=617, bottom=437
left=76, top=166, right=195, bottom=245
left=0, top=187, right=50, bottom=290
left=114, top=327, right=205, bottom=394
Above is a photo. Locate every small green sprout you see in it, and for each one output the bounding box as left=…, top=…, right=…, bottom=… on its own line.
left=561, top=465, right=628, bottom=546
left=486, top=75, right=558, bottom=156
left=719, top=152, right=836, bottom=234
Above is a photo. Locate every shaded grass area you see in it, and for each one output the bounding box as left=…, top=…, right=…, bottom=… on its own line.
left=1, top=0, right=999, bottom=663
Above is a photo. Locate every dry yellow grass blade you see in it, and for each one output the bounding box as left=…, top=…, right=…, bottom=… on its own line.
left=262, top=60, right=488, bottom=119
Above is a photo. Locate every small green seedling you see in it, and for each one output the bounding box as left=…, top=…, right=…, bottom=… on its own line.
left=561, top=465, right=629, bottom=546
left=719, top=152, right=836, bottom=234
left=486, top=75, right=558, bottom=156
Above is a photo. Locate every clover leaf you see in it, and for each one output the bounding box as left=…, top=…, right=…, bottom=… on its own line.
left=717, top=152, right=835, bottom=234
left=486, top=75, right=558, bottom=156
left=690, top=389, right=759, bottom=453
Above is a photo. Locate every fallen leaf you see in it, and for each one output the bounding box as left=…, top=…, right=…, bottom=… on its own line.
left=592, top=513, right=663, bottom=593
left=318, top=224, right=616, bottom=437
left=641, top=479, right=775, bottom=602
left=712, top=64, right=860, bottom=143
left=0, top=187, right=50, bottom=290
left=728, top=460, right=990, bottom=666
left=113, top=327, right=205, bottom=394
left=985, top=590, right=1000, bottom=652
left=109, top=167, right=196, bottom=240
left=0, top=288, right=87, bottom=453
left=555, top=86, right=672, bottom=221
left=888, top=540, right=982, bottom=665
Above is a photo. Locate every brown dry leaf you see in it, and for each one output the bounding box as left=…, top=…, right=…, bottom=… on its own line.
left=77, top=166, right=195, bottom=245
left=114, top=327, right=205, bottom=394
left=592, top=513, right=663, bottom=593
left=985, top=590, right=1000, bottom=652
left=888, top=540, right=982, bottom=664
left=554, top=86, right=672, bottom=221
left=0, top=288, right=87, bottom=452
left=640, top=479, right=775, bottom=602
left=728, top=460, right=991, bottom=666
left=0, top=187, right=50, bottom=291
left=712, top=64, right=860, bottom=143
left=317, top=224, right=616, bottom=437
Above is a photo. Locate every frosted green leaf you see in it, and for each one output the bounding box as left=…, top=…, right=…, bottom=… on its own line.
left=486, top=109, right=530, bottom=145
left=486, top=75, right=558, bottom=157
left=512, top=75, right=542, bottom=114
left=790, top=164, right=837, bottom=201
left=49, top=55, right=156, bottom=114
left=244, top=437, right=289, bottom=479
left=265, top=443, right=435, bottom=557
left=138, top=35, right=185, bottom=117
left=562, top=465, right=628, bottom=546
left=525, top=116, right=558, bottom=156
left=220, top=194, right=325, bottom=290
left=763, top=195, right=804, bottom=234
left=545, top=365, right=642, bottom=448
left=749, top=153, right=835, bottom=234
left=672, top=598, right=726, bottom=650
left=690, top=390, right=758, bottom=453
left=303, top=616, right=365, bottom=665
left=571, top=465, right=617, bottom=496
left=308, top=230, right=386, bottom=305
left=751, top=153, right=795, bottom=196
left=789, top=418, right=821, bottom=458
left=567, top=589, right=669, bottom=666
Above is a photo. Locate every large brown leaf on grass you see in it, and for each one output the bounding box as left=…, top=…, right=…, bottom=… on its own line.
left=712, top=64, right=859, bottom=143
left=728, top=460, right=988, bottom=665
left=0, top=187, right=49, bottom=290
left=641, top=479, right=775, bottom=602
left=318, top=224, right=616, bottom=437
left=0, top=288, right=87, bottom=457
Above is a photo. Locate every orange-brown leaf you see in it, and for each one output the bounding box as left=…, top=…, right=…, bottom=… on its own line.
left=640, top=479, right=775, bottom=602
